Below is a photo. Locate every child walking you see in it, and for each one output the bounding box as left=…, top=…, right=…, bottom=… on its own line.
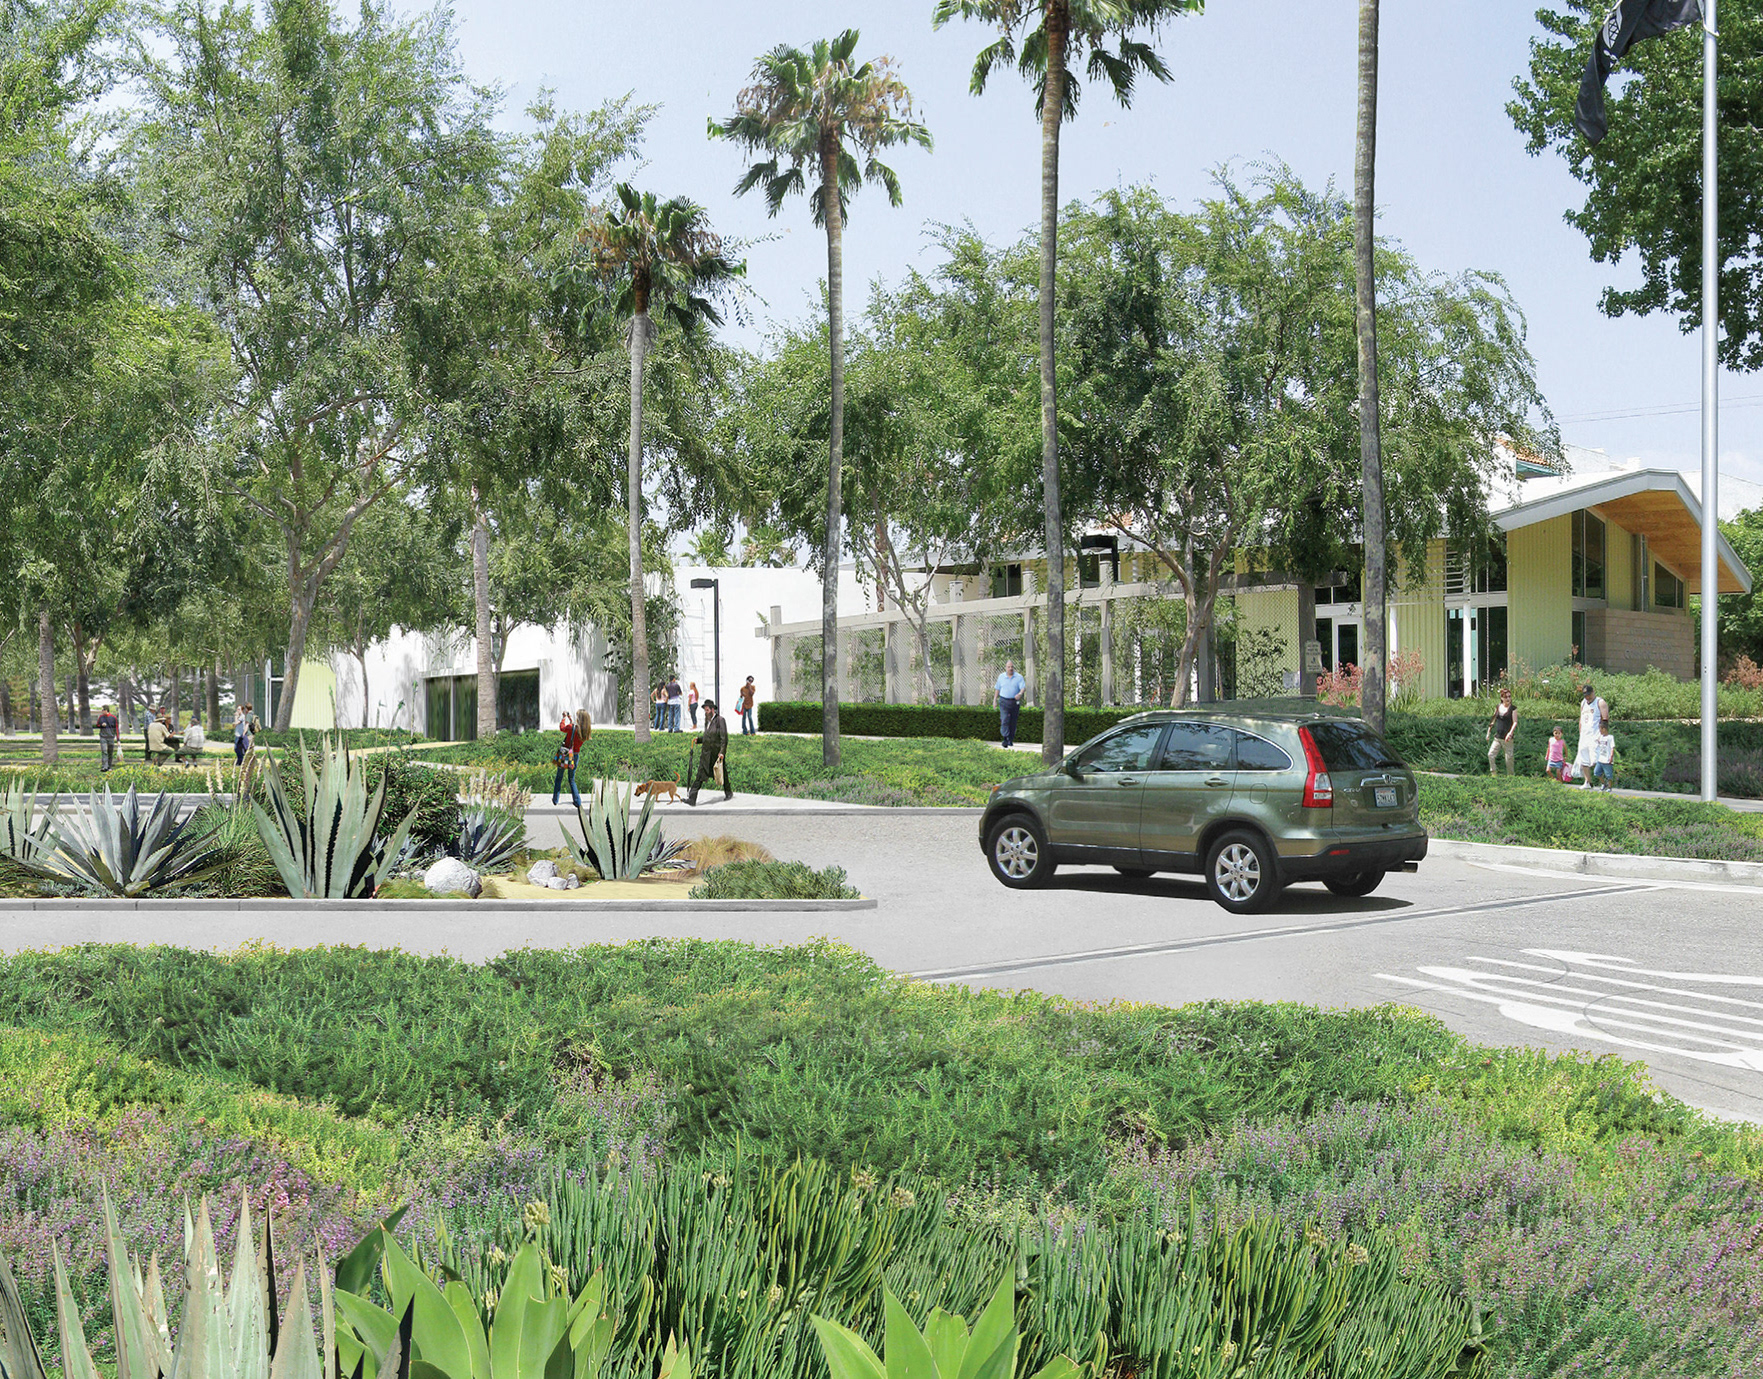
left=1591, top=717, right=1617, bottom=791
left=1545, top=727, right=1567, bottom=781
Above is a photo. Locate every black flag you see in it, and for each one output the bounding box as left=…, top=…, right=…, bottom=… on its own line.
left=1574, top=0, right=1703, bottom=144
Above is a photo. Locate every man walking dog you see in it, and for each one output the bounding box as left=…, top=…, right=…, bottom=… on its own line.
left=686, top=699, right=733, bottom=805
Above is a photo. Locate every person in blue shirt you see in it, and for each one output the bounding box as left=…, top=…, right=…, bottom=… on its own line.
left=993, top=659, right=1027, bottom=748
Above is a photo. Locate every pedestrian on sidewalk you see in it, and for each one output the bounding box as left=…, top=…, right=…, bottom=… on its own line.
left=666, top=676, right=683, bottom=732
left=96, top=703, right=119, bottom=772
left=686, top=698, right=733, bottom=805
left=1486, top=688, right=1517, bottom=775
left=738, top=676, right=757, bottom=735
left=1591, top=716, right=1617, bottom=791
left=233, top=702, right=249, bottom=765
left=552, top=709, right=586, bottom=807
left=687, top=681, right=700, bottom=727
left=1572, top=682, right=1609, bottom=790
left=993, top=658, right=1026, bottom=749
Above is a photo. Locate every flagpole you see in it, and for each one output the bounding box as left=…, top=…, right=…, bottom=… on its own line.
left=1699, top=0, right=1719, bottom=802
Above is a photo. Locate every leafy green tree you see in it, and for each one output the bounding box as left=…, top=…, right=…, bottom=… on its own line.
left=933, top=0, right=1200, bottom=760
left=1716, top=508, right=1763, bottom=668
left=711, top=30, right=930, bottom=768
left=1510, top=2, right=1763, bottom=367
left=130, top=0, right=505, bottom=730
left=1059, top=172, right=1554, bottom=705
left=588, top=185, right=741, bottom=741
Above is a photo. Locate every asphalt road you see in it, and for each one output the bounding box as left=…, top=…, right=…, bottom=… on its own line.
left=3, top=805, right=1758, bottom=1124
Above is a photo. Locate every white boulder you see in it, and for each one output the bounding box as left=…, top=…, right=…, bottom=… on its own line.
left=422, top=857, right=481, bottom=898
left=528, top=859, right=558, bottom=883
left=545, top=874, right=581, bottom=890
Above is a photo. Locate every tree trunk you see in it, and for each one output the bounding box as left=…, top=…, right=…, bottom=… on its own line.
left=72, top=621, right=91, bottom=731
left=822, top=140, right=846, bottom=771
left=1355, top=0, right=1388, bottom=734
left=278, top=577, right=318, bottom=732
left=1038, top=3, right=1069, bottom=764
left=1297, top=581, right=1318, bottom=697
left=874, top=518, right=889, bottom=611
left=627, top=309, right=652, bottom=741
left=168, top=665, right=180, bottom=720
left=119, top=673, right=133, bottom=725
left=38, top=606, right=57, bottom=764
left=208, top=657, right=222, bottom=734
left=354, top=643, right=371, bottom=727
left=472, top=499, right=496, bottom=740
left=0, top=679, right=10, bottom=733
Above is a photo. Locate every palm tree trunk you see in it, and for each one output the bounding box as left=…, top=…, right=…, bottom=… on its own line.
left=628, top=308, right=652, bottom=742
left=472, top=495, right=497, bottom=740
left=1038, top=2, right=1069, bottom=764
left=822, top=145, right=845, bottom=770
left=1355, top=0, right=1387, bottom=734
left=37, top=606, right=57, bottom=764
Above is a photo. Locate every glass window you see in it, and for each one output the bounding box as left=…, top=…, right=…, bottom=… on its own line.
left=1572, top=610, right=1587, bottom=664
left=991, top=563, right=1023, bottom=599
left=1304, top=720, right=1403, bottom=771
left=1233, top=731, right=1292, bottom=772
left=1655, top=562, right=1685, bottom=610
left=1572, top=511, right=1605, bottom=599
left=1073, top=722, right=1165, bottom=773
left=1155, top=721, right=1235, bottom=771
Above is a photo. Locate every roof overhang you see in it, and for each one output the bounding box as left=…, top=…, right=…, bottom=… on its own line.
left=1494, top=468, right=1752, bottom=595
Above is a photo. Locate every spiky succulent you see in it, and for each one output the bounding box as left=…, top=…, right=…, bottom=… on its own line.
left=0, top=779, right=54, bottom=869
left=10, top=786, right=223, bottom=897
left=454, top=805, right=526, bottom=872
left=562, top=780, right=688, bottom=881
left=253, top=735, right=418, bottom=898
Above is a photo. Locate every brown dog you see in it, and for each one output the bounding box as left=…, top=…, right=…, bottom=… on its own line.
left=635, top=777, right=681, bottom=804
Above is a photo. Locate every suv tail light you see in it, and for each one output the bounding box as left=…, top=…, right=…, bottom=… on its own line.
left=1298, top=727, right=1333, bottom=808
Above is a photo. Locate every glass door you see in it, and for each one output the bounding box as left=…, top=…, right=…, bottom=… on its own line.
left=1446, top=609, right=1466, bottom=698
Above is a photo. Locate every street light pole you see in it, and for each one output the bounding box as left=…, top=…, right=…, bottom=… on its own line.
left=690, top=577, right=721, bottom=711
left=1699, top=0, right=1719, bottom=802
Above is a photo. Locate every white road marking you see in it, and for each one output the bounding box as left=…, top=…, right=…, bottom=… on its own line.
left=1378, top=949, right=1763, bottom=1071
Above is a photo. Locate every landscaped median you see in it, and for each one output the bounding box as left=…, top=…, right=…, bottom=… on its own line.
left=2, top=939, right=1759, bottom=1377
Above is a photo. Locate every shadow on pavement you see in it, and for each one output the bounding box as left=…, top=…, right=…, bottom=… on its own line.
left=1043, top=870, right=1414, bottom=914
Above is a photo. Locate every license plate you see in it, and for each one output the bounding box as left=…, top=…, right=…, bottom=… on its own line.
left=1373, top=786, right=1398, bottom=809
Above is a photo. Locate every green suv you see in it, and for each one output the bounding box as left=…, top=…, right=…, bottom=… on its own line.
left=979, top=705, right=1426, bottom=912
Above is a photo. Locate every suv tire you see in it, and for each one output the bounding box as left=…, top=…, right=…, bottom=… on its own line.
left=1324, top=870, right=1384, bottom=898
left=987, top=815, right=1055, bottom=889
left=1205, top=829, right=1278, bottom=913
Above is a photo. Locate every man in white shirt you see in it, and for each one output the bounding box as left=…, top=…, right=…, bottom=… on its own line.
left=174, top=713, right=207, bottom=762
left=1572, top=682, right=1608, bottom=790
left=993, top=659, right=1027, bottom=748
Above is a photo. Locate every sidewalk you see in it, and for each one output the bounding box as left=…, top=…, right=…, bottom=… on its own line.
left=1420, top=769, right=1763, bottom=813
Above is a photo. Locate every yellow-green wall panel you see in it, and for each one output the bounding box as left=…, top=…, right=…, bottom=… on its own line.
left=1599, top=508, right=1634, bottom=610
left=289, top=659, right=337, bottom=730
left=1508, top=515, right=1572, bottom=671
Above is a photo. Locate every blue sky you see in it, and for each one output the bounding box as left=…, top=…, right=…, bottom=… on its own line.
left=449, top=0, right=1763, bottom=505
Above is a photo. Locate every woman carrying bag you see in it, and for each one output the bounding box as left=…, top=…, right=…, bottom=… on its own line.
left=552, top=709, right=587, bottom=807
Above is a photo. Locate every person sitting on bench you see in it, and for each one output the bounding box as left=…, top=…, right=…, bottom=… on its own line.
left=146, top=711, right=176, bottom=765
left=174, top=712, right=206, bottom=762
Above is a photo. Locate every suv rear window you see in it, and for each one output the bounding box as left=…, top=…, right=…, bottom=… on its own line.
left=1304, top=720, right=1404, bottom=771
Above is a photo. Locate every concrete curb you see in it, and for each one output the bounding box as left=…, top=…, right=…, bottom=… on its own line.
left=1428, top=836, right=1763, bottom=886
left=3, top=896, right=877, bottom=913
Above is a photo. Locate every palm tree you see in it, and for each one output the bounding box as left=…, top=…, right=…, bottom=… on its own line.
left=711, top=30, right=931, bottom=772
left=591, top=184, right=742, bottom=742
left=934, top=0, right=1198, bottom=762
left=1354, top=0, right=1387, bottom=734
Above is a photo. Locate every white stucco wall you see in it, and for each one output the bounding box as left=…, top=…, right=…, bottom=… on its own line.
left=672, top=564, right=867, bottom=715
left=328, top=564, right=856, bottom=733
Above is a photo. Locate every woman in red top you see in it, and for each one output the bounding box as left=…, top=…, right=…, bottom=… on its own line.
left=552, top=710, right=586, bottom=807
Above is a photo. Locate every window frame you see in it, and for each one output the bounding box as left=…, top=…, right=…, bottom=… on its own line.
left=1153, top=720, right=1236, bottom=772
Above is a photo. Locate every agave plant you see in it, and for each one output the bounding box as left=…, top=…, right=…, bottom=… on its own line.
left=562, top=780, right=687, bottom=881
left=813, top=1273, right=1078, bottom=1379
left=8, top=785, right=224, bottom=896
left=334, top=1224, right=630, bottom=1379
left=453, top=805, right=526, bottom=873
left=0, top=779, right=55, bottom=868
left=254, top=735, right=418, bottom=898
left=0, top=1193, right=331, bottom=1379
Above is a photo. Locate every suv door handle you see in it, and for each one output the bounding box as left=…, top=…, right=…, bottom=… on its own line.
left=1205, top=776, right=1230, bottom=787
left=1116, top=777, right=1141, bottom=786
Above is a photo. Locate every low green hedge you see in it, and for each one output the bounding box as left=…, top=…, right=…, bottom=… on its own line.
left=760, top=700, right=1144, bottom=744
left=688, top=860, right=861, bottom=900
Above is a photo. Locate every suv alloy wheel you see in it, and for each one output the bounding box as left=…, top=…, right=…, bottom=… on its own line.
left=1205, top=828, right=1278, bottom=914
left=986, top=815, right=1054, bottom=888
